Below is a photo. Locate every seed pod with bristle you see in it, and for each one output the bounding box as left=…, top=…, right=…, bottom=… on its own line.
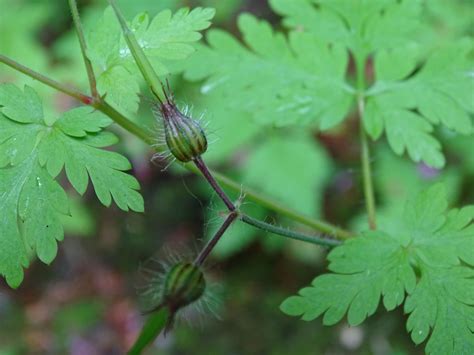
left=162, top=262, right=206, bottom=313
left=164, top=109, right=208, bottom=162
left=153, top=85, right=207, bottom=162
left=140, top=260, right=207, bottom=333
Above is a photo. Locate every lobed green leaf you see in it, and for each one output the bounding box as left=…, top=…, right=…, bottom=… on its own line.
left=365, top=40, right=474, bottom=167
left=184, top=14, right=353, bottom=129
left=87, top=6, right=215, bottom=114
left=0, top=84, right=143, bottom=287
left=281, top=184, right=474, bottom=354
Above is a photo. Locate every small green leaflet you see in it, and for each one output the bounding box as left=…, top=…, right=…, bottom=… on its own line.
left=87, top=6, right=215, bottom=114
left=364, top=40, right=474, bottom=168
left=184, top=14, right=353, bottom=129
left=281, top=184, right=474, bottom=354
left=0, top=84, right=143, bottom=288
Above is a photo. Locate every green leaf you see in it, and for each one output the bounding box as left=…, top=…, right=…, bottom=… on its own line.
left=87, top=6, right=215, bottom=114
left=365, top=40, right=474, bottom=167
left=364, top=99, right=445, bottom=167
left=0, top=84, right=143, bottom=287
left=280, top=232, right=415, bottom=325
left=242, top=133, right=332, bottom=217
left=281, top=184, right=474, bottom=354
left=0, top=126, right=69, bottom=287
left=270, top=0, right=423, bottom=57
left=184, top=14, right=353, bottom=129
left=38, top=107, right=144, bottom=212
left=405, top=267, right=474, bottom=355
left=0, top=84, right=43, bottom=123
left=18, top=162, right=69, bottom=264
left=96, top=65, right=140, bottom=115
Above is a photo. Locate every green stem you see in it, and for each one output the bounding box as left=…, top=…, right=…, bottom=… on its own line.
left=0, top=54, right=93, bottom=105
left=68, top=0, right=98, bottom=99
left=108, top=0, right=165, bottom=101
left=240, top=214, right=341, bottom=248
left=0, top=55, right=352, bottom=239
left=128, top=307, right=169, bottom=355
left=355, top=53, right=376, bottom=230
left=97, top=100, right=155, bottom=145
left=201, top=167, right=351, bottom=239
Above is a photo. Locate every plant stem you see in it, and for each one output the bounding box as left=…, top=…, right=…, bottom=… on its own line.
left=128, top=307, right=169, bottom=355
left=193, top=157, right=235, bottom=212
left=202, top=167, right=352, bottom=239
left=108, top=0, right=165, bottom=101
left=0, top=54, right=352, bottom=239
left=98, top=100, right=155, bottom=145
left=240, top=214, right=341, bottom=247
left=68, top=0, right=98, bottom=99
left=355, top=53, right=377, bottom=230
left=192, top=157, right=351, bottom=239
left=194, top=211, right=238, bottom=266
left=0, top=54, right=93, bottom=105
left=358, top=98, right=377, bottom=230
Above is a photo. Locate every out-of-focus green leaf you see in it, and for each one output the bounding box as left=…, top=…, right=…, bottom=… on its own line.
left=184, top=14, right=353, bottom=129
left=270, top=0, right=424, bottom=57
left=242, top=133, right=332, bottom=217
left=364, top=40, right=473, bottom=168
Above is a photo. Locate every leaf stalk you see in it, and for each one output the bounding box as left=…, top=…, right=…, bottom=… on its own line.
left=355, top=53, right=377, bottom=230
left=68, top=0, right=99, bottom=99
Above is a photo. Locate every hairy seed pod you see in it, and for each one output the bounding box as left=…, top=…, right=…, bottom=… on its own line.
left=153, top=83, right=208, bottom=162
left=162, top=262, right=206, bottom=313
left=163, top=105, right=207, bottom=162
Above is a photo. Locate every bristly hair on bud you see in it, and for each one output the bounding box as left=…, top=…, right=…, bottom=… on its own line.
left=136, top=253, right=221, bottom=334
left=152, top=80, right=208, bottom=163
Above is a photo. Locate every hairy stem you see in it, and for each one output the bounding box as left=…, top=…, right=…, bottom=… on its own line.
left=240, top=214, right=341, bottom=247
left=207, top=166, right=352, bottom=239
left=68, top=0, right=98, bottom=99
left=0, top=55, right=352, bottom=239
left=355, top=53, right=377, bottom=230
left=0, top=54, right=93, bottom=104
left=194, top=211, right=238, bottom=266
left=193, top=157, right=236, bottom=211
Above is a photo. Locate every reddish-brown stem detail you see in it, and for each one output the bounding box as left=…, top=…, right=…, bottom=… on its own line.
left=193, top=156, right=236, bottom=212
left=194, top=211, right=238, bottom=267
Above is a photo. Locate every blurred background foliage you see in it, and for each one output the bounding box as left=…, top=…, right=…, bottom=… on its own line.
left=0, top=0, right=472, bottom=354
